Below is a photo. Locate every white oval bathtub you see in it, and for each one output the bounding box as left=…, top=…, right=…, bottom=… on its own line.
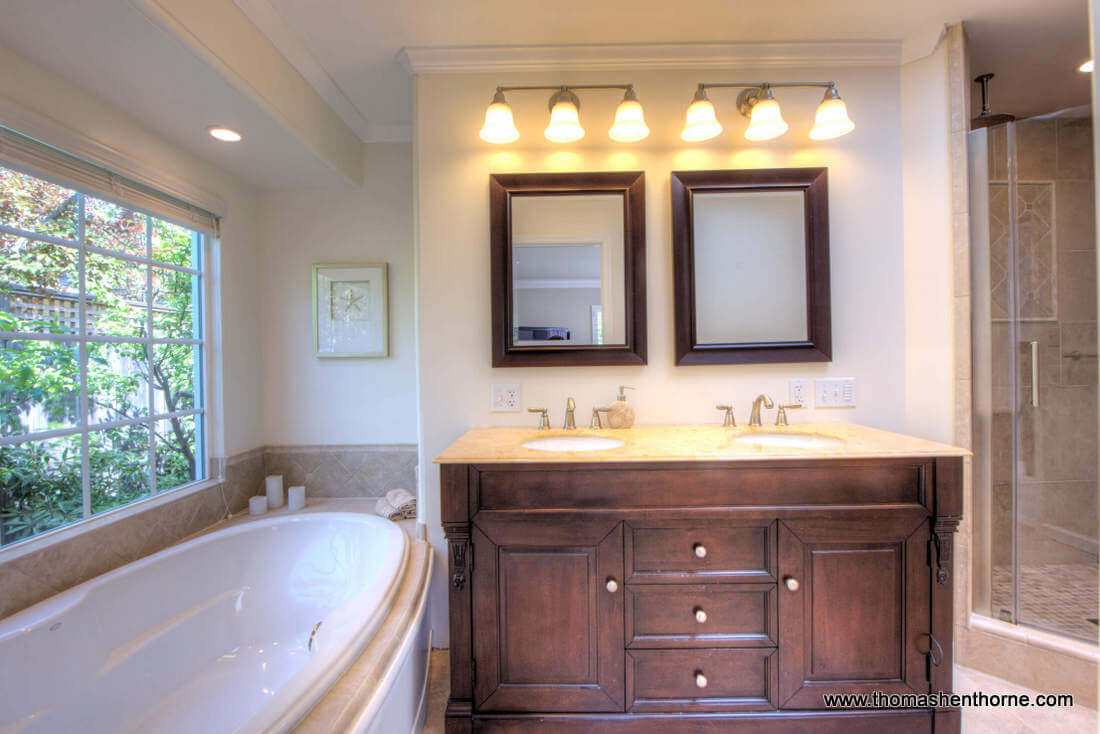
left=0, top=512, right=409, bottom=734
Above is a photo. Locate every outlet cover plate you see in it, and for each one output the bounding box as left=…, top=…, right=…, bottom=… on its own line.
left=788, top=378, right=809, bottom=407
left=815, top=378, right=856, bottom=408
left=491, top=383, right=521, bottom=412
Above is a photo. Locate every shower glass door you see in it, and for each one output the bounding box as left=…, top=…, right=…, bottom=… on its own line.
left=971, top=113, right=1099, bottom=643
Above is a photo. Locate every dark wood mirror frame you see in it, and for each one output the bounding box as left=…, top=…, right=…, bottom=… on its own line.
left=671, top=168, right=832, bottom=365
left=490, top=171, right=647, bottom=367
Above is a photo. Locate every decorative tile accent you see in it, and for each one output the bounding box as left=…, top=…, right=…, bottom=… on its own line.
left=989, top=183, right=1057, bottom=321
left=263, top=445, right=417, bottom=499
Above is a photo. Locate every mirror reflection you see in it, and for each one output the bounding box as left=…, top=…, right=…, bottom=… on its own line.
left=510, top=194, right=625, bottom=346
left=692, top=190, right=808, bottom=344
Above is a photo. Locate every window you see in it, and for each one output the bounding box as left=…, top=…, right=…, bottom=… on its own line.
left=0, top=163, right=207, bottom=548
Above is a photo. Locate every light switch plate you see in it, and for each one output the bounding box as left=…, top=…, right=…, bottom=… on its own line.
left=815, top=378, right=856, bottom=407
left=491, top=383, right=522, bottom=412
left=788, top=378, right=809, bottom=407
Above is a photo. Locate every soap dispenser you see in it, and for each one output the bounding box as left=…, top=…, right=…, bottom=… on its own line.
left=605, top=385, right=636, bottom=429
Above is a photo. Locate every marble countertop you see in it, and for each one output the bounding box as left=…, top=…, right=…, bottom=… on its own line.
left=434, top=422, right=970, bottom=464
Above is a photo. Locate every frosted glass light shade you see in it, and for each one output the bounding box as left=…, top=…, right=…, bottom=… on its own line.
left=681, top=97, right=722, bottom=142
left=1080, top=59, right=1095, bottom=73
left=809, top=97, right=855, bottom=140
left=545, top=99, right=585, bottom=143
left=479, top=99, right=519, bottom=143
left=744, top=96, right=788, bottom=141
left=609, top=98, right=650, bottom=143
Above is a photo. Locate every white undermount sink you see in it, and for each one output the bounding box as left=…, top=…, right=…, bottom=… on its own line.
left=521, top=436, right=625, bottom=452
left=732, top=432, right=846, bottom=449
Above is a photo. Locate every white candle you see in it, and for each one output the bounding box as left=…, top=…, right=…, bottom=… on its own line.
left=265, top=475, right=284, bottom=509
left=288, top=485, right=306, bottom=511
left=249, top=495, right=268, bottom=516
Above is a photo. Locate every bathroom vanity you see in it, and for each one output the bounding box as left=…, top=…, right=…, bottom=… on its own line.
left=436, top=424, right=967, bottom=733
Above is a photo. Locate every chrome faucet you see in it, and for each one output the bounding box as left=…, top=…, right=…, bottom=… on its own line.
left=528, top=407, right=550, bottom=430
left=748, top=394, right=774, bottom=427
left=590, top=406, right=611, bottom=429
left=564, top=398, right=577, bottom=430
left=775, top=403, right=801, bottom=426
left=716, top=404, right=736, bottom=427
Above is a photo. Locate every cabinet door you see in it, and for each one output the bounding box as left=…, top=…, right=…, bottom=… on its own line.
left=777, top=511, right=931, bottom=709
left=472, top=513, right=625, bottom=712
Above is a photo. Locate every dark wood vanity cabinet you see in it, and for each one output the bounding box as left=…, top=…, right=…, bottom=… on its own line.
left=441, top=458, right=962, bottom=733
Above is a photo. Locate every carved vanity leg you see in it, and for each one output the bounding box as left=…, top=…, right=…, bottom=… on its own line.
left=931, top=457, right=963, bottom=734
left=441, top=464, right=474, bottom=732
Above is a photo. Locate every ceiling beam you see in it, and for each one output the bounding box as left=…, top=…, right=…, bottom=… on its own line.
left=129, top=0, right=364, bottom=185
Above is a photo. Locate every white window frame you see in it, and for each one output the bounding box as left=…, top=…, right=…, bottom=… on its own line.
left=0, top=165, right=214, bottom=552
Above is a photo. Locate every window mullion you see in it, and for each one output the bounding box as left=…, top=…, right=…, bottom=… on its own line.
left=146, top=218, right=156, bottom=497
left=77, top=194, right=90, bottom=519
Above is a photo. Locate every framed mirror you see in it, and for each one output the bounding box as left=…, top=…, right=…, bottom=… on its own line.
left=490, top=172, right=646, bottom=366
left=670, top=168, right=831, bottom=365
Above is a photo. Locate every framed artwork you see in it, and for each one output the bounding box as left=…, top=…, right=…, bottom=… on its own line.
left=313, top=263, right=388, bottom=358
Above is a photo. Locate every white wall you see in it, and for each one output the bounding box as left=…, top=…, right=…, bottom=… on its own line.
left=415, top=63, right=963, bottom=642
left=256, top=143, right=418, bottom=445
left=0, top=41, right=264, bottom=458
left=901, top=42, right=955, bottom=444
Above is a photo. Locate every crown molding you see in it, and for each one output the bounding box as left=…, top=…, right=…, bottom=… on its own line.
left=398, top=41, right=902, bottom=75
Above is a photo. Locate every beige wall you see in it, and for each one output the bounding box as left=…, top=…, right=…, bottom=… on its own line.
left=255, top=143, right=418, bottom=445
left=0, top=41, right=264, bottom=458
left=415, top=63, right=957, bottom=642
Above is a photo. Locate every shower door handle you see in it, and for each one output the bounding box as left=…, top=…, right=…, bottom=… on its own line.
left=1029, top=341, right=1039, bottom=407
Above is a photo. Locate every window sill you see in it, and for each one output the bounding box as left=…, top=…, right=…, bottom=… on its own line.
left=0, top=477, right=223, bottom=563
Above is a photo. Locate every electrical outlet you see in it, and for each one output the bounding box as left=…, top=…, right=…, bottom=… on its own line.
left=815, top=378, right=857, bottom=408
left=490, top=383, right=521, bottom=412
left=788, top=378, right=809, bottom=407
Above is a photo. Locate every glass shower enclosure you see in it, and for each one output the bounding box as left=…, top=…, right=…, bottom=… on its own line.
left=970, top=111, right=1099, bottom=643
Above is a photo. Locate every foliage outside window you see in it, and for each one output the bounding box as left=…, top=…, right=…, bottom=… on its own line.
left=0, top=164, right=205, bottom=548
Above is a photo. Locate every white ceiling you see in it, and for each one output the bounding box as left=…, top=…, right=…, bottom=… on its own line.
left=0, top=0, right=350, bottom=190
left=263, top=0, right=1091, bottom=132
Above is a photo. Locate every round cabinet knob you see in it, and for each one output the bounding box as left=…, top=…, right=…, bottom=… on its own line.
left=694, top=607, right=708, bottom=624
left=606, top=578, right=619, bottom=593
left=693, top=543, right=707, bottom=559
left=784, top=576, right=800, bottom=592
left=695, top=671, right=708, bottom=689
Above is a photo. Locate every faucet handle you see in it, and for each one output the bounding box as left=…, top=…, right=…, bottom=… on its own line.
left=528, top=407, right=550, bottom=430
left=775, top=403, right=801, bottom=426
left=590, top=406, right=610, bottom=430
left=716, top=404, right=736, bottom=428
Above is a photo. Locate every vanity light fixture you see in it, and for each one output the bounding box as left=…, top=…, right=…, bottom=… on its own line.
left=478, top=84, right=648, bottom=144
left=680, top=82, right=855, bottom=142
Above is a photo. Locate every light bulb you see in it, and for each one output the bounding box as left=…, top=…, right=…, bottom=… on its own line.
left=744, top=88, right=788, bottom=141
left=209, top=126, right=242, bottom=142
left=544, top=89, right=584, bottom=143
left=609, top=88, right=649, bottom=143
left=680, top=88, right=722, bottom=142
left=809, top=87, right=855, bottom=140
left=1080, top=59, right=1094, bottom=73
left=478, top=90, right=519, bottom=144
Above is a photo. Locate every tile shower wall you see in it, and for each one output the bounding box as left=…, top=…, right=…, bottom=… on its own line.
left=0, top=448, right=264, bottom=620
left=987, top=116, right=1099, bottom=639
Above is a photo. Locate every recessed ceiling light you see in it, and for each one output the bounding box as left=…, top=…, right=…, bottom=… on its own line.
left=1080, top=59, right=1094, bottom=73
left=208, top=126, right=242, bottom=142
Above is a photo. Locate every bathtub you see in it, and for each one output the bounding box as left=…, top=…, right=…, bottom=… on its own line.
left=0, top=511, right=420, bottom=734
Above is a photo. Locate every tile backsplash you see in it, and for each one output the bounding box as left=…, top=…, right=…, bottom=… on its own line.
left=0, top=443, right=416, bottom=621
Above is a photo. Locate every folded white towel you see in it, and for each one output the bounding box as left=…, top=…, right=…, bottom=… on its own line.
left=375, top=488, right=417, bottom=521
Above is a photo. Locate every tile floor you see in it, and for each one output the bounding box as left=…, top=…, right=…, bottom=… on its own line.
left=422, top=652, right=1098, bottom=733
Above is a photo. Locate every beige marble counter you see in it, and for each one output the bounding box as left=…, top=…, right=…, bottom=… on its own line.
left=434, top=422, right=970, bottom=464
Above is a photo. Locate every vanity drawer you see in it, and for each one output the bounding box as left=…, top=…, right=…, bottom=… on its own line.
left=627, top=648, right=777, bottom=712
left=626, top=584, right=777, bottom=648
left=626, top=520, right=776, bottom=584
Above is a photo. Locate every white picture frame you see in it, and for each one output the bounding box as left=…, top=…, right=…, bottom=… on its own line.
left=313, top=263, right=388, bottom=358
